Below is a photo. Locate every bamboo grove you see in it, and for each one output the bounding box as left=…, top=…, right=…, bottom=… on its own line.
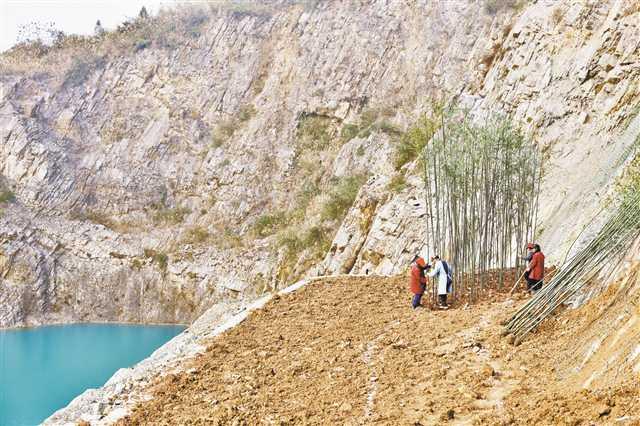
left=421, top=110, right=541, bottom=302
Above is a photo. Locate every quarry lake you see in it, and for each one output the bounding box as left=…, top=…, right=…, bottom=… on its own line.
left=0, top=323, right=185, bottom=425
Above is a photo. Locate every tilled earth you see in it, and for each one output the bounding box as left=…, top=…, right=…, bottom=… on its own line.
left=118, top=275, right=640, bottom=425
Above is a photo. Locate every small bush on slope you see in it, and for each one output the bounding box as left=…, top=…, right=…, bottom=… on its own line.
left=254, top=212, right=287, bottom=238
left=153, top=206, right=191, bottom=225
left=297, top=115, right=334, bottom=150
left=184, top=226, right=210, bottom=244
left=340, top=107, right=401, bottom=144
left=143, top=248, right=168, bottom=272
left=394, top=110, right=441, bottom=170
left=321, top=175, right=367, bottom=222
left=0, top=190, right=16, bottom=204
left=387, top=173, right=407, bottom=193
left=62, top=56, right=106, bottom=88
left=211, top=104, right=256, bottom=147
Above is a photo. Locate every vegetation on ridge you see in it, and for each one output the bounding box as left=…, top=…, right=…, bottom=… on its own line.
left=0, top=189, right=16, bottom=204
left=296, top=115, right=336, bottom=151
left=0, top=2, right=278, bottom=78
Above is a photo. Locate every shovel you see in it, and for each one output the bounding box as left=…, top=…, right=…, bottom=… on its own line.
left=509, top=270, right=527, bottom=296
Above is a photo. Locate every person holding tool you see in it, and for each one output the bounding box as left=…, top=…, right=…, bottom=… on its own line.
left=522, top=243, right=535, bottom=279
left=510, top=243, right=536, bottom=296
left=526, top=244, right=545, bottom=293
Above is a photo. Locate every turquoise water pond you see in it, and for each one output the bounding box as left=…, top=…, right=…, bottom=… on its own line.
left=0, top=323, right=185, bottom=426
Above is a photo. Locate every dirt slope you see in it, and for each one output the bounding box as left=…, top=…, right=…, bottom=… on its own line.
left=118, top=276, right=640, bottom=425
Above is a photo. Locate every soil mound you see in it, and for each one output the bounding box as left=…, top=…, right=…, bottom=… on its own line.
left=118, top=275, right=640, bottom=425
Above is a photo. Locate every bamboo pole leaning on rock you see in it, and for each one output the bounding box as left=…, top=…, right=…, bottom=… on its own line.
left=503, top=189, right=640, bottom=344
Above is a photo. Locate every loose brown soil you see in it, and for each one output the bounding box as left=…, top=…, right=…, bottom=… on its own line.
left=118, top=275, right=640, bottom=425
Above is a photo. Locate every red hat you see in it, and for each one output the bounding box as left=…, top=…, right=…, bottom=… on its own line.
left=526, top=243, right=534, bottom=249
left=416, top=257, right=426, bottom=267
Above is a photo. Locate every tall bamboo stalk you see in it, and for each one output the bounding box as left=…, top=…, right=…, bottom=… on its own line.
left=422, top=113, right=540, bottom=302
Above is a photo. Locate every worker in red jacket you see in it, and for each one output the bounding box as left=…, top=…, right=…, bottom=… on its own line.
left=409, top=255, right=427, bottom=309
left=526, top=244, right=545, bottom=293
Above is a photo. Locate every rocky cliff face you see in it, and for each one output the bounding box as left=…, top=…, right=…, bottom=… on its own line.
left=1, top=0, right=640, bottom=327
left=320, top=0, right=640, bottom=275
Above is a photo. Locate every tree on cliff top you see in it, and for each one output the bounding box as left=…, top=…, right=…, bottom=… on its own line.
left=139, top=6, right=149, bottom=20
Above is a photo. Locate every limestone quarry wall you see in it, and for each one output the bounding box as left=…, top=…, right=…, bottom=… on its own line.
left=320, top=0, right=640, bottom=276
left=1, top=0, right=640, bottom=328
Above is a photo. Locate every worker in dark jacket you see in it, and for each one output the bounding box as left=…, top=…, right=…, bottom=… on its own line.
left=526, top=244, right=545, bottom=293
left=409, top=255, right=427, bottom=309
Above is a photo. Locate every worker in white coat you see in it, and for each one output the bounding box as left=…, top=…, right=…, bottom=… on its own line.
left=427, top=255, right=452, bottom=309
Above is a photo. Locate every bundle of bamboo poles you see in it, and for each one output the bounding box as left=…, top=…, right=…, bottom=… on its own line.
left=422, top=112, right=541, bottom=303
left=503, top=189, right=640, bottom=344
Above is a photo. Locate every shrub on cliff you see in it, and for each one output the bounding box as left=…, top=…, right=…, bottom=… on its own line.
left=238, top=104, right=256, bottom=122
left=339, top=107, right=401, bottom=144
left=0, top=190, right=15, bottom=204
left=153, top=206, right=191, bottom=225
left=184, top=226, right=210, bottom=244
left=143, top=248, right=168, bottom=272
left=211, top=119, right=236, bottom=147
left=254, top=212, right=287, bottom=238
left=297, top=115, right=334, bottom=150
left=276, top=224, right=331, bottom=280
left=302, top=225, right=331, bottom=256
left=211, top=105, right=255, bottom=147
left=84, top=210, right=116, bottom=229
left=393, top=109, right=441, bottom=170
left=321, top=174, right=367, bottom=221
left=484, top=0, right=525, bottom=15
left=63, top=56, right=105, bottom=88
left=387, top=173, right=407, bottom=193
